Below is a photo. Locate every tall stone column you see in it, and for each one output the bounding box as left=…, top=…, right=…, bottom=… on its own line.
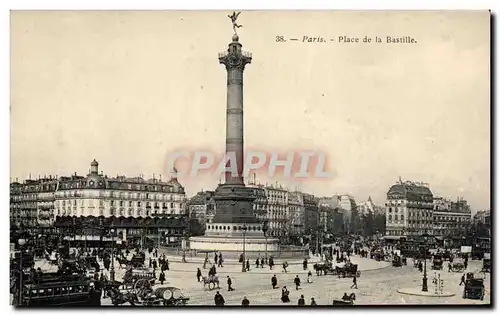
left=212, top=33, right=257, bottom=224
left=218, top=34, right=252, bottom=185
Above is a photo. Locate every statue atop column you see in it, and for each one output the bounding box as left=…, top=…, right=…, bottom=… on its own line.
left=228, top=11, right=243, bottom=35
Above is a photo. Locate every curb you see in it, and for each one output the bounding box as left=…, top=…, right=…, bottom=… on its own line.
left=397, top=288, right=455, bottom=297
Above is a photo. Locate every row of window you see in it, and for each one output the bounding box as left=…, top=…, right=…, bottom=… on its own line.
left=57, top=207, right=183, bottom=217
left=57, top=199, right=182, bottom=209
left=57, top=190, right=185, bottom=201
left=207, top=225, right=262, bottom=231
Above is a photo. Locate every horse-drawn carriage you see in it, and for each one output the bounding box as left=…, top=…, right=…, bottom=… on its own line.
left=332, top=293, right=356, bottom=305
left=201, top=275, right=220, bottom=290
left=463, top=274, right=485, bottom=300
left=392, top=255, right=402, bottom=267
left=122, top=268, right=155, bottom=289
left=118, top=253, right=146, bottom=268
left=336, top=263, right=360, bottom=278
left=313, top=262, right=334, bottom=276
left=449, top=261, right=465, bottom=272
left=432, top=254, right=443, bottom=270
left=107, top=283, right=190, bottom=306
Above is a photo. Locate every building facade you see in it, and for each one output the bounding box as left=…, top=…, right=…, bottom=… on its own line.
left=432, top=197, right=471, bottom=238
left=385, top=180, right=434, bottom=237
left=11, top=160, right=189, bottom=246
left=288, top=191, right=305, bottom=236
left=187, top=191, right=216, bottom=226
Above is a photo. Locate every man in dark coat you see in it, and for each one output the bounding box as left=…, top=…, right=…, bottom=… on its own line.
left=159, top=271, right=166, bottom=285
left=214, top=291, right=225, bottom=306
left=227, top=276, right=234, bottom=291
left=294, top=275, right=301, bottom=290
left=459, top=274, right=466, bottom=286
left=351, top=275, right=358, bottom=289
left=197, top=268, right=202, bottom=282
left=214, top=253, right=219, bottom=266
left=246, top=259, right=250, bottom=271
left=256, top=258, right=260, bottom=268
left=218, top=254, right=224, bottom=267
left=303, top=258, right=308, bottom=270
left=241, top=296, right=250, bottom=306
left=271, top=274, right=278, bottom=289
left=260, top=257, right=265, bottom=268
left=298, top=294, right=305, bottom=305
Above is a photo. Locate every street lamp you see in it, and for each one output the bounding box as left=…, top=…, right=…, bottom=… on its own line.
left=422, top=233, right=429, bottom=292
left=262, top=221, right=269, bottom=265
left=110, top=227, right=116, bottom=282
left=18, top=238, right=26, bottom=306
left=241, top=225, right=248, bottom=272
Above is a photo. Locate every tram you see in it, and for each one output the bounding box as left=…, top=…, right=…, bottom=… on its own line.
left=20, top=279, right=98, bottom=307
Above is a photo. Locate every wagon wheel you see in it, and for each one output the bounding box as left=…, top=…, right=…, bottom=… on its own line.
left=209, top=281, right=215, bottom=290
left=134, top=279, right=152, bottom=299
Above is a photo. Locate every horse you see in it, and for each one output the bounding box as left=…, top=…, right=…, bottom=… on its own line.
left=201, top=275, right=220, bottom=290
left=105, top=286, right=139, bottom=306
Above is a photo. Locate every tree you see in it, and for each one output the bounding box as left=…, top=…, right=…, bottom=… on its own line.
left=360, top=211, right=375, bottom=237
left=187, top=218, right=205, bottom=236
left=373, top=213, right=386, bottom=235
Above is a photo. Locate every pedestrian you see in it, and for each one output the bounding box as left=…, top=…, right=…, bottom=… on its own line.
left=256, top=258, right=260, bottom=268
left=215, top=253, right=219, bottom=266
left=261, top=257, right=265, bottom=268
left=241, top=296, right=250, bottom=306
left=197, top=268, right=202, bottom=282
left=464, top=260, right=468, bottom=270
left=149, top=257, right=152, bottom=268
left=166, top=259, right=170, bottom=270
left=281, top=286, right=290, bottom=303
left=283, top=262, right=288, bottom=273
left=459, top=274, right=465, bottom=286
left=303, top=258, right=308, bottom=271
left=246, top=259, right=250, bottom=271
left=159, top=271, right=165, bottom=285
left=271, top=274, right=278, bottom=289
left=214, top=291, right=225, bottom=306
left=351, top=275, right=358, bottom=289
left=227, top=276, right=234, bottom=291
left=448, top=262, right=452, bottom=272
left=307, top=270, right=313, bottom=283
left=310, top=297, right=317, bottom=306
left=298, top=294, right=305, bottom=306
left=294, top=275, right=301, bottom=290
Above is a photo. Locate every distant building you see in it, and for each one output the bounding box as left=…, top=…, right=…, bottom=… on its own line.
left=288, top=191, right=305, bottom=236
left=357, top=196, right=384, bottom=216
left=432, top=196, right=471, bottom=239
left=303, top=193, right=319, bottom=233
left=474, top=209, right=491, bottom=226
left=187, top=190, right=216, bottom=226
left=319, top=195, right=357, bottom=233
left=385, top=179, right=434, bottom=237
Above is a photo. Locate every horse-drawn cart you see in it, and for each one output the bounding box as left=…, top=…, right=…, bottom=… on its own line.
left=450, top=261, right=465, bottom=273
left=336, top=263, right=360, bottom=278
left=463, top=277, right=485, bottom=300
left=332, top=293, right=356, bottom=305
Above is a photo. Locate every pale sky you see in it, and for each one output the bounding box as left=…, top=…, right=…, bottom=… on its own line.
left=10, top=11, right=490, bottom=210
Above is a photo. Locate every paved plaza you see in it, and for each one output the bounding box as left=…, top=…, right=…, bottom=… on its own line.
left=30, top=250, right=490, bottom=306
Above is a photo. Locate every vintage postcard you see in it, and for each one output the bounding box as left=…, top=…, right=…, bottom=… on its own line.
left=9, top=10, right=490, bottom=307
